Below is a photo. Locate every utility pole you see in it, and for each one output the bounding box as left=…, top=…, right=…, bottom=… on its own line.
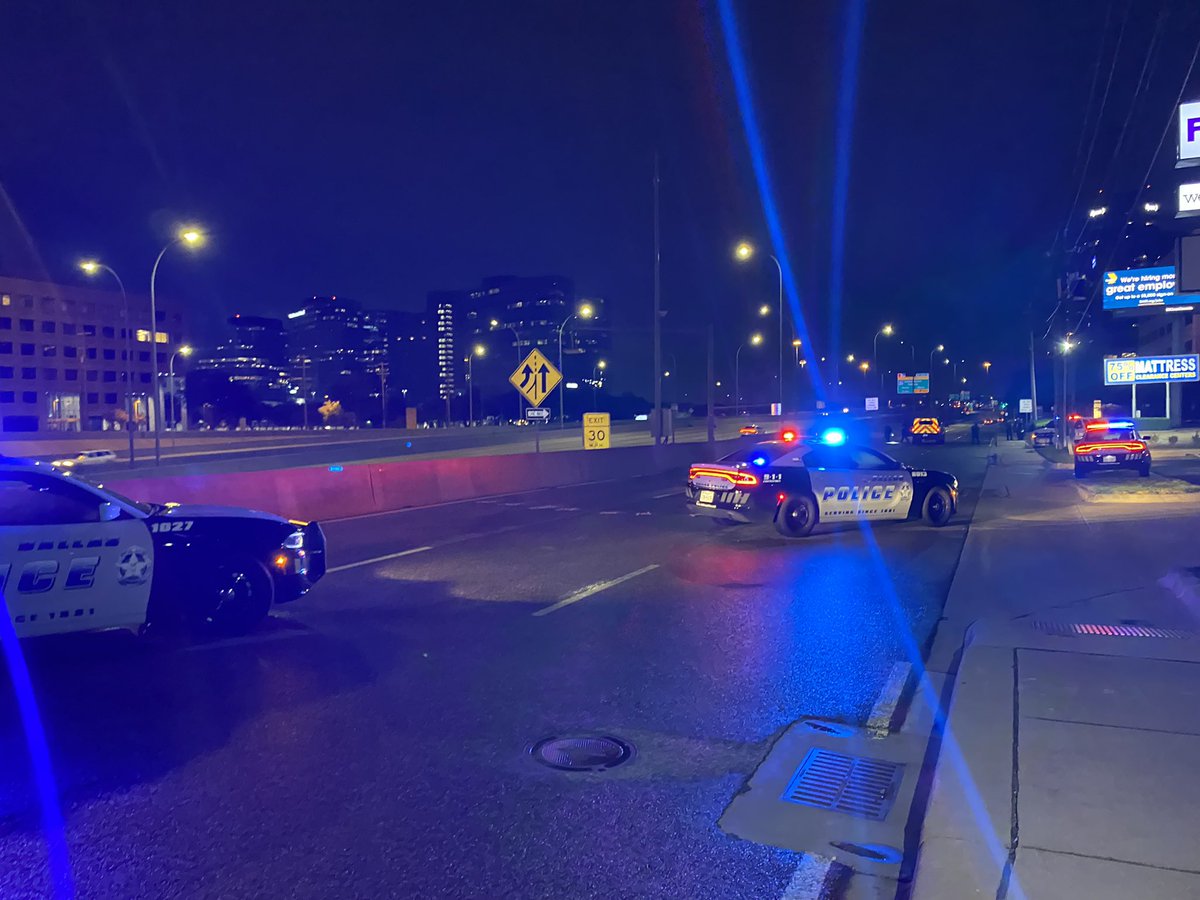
left=1028, top=332, right=1038, bottom=422
left=378, top=363, right=388, bottom=428
left=652, top=153, right=663, bottom=445
left=707, top=324, right=715, bottom=444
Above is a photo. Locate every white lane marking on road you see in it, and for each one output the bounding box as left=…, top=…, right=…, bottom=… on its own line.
left=780, top=854, right=834, bottom=899
left=532, top=564, right=660, bottom=617
left=327, top=545, right=432, bottom=573
left=652, top=489, right=681, bottom=499
left=636, top=512, right=651, bottom=517
left=529, top=504, right=558, bottom=510
left=599, top=510, right=621, bottom=516
left=866, top=661, right=912, bottom=736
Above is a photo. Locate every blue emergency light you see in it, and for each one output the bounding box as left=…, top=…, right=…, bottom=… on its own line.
left=751, top=454, right=769, bottom=467
left=820, top=427, right=847, bottom=446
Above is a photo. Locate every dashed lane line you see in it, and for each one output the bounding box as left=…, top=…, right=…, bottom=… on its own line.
left=780, top=854, right=835, bottom=899
left=532, top=564, right=661, bottom=617
left=327, top=545, right=433, bottom=573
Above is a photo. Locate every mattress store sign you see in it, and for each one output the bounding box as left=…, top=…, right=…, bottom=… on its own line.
left=1101, top=266, right=1187, bottom=310
left=1104, top=355, right=1200, bottom=385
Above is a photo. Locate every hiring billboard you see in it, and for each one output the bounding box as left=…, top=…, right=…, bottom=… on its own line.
left=1101, top=266, right=1191, bottom=310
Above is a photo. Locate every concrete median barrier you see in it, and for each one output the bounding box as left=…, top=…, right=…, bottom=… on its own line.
left=103, top=438, right=747, bottom=520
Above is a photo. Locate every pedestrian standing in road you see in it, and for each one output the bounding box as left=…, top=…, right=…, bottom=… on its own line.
left=1005, top=420, right=1013, bottom=441
left=970, top=421, right=981, bottom=444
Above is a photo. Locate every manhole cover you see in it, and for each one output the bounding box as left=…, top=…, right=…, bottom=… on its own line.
left=530, top=735, right=634, bottom=772
left=781, top=748, right=904, bottom=821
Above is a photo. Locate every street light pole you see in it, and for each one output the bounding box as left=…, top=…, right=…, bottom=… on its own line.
left=80, top=261, right=135, bottom=466
left=557, top=304, right=593, bottom=428
left=873, top=324, right=893, bottom=396
left=490, top=319, right=522, bottom=423
left=148, top=228, right=204, bottom=464
left=735, top=333, right=763, bottom=414
left=166, top=345, right=192, bottom=431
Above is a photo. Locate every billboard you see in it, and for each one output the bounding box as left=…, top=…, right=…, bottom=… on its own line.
left=1181, top=234, right=1200, bottom=295
left=1103, top=355, right=1200, bottom=385
left=913, top=372, right=930, bottom=394
left=1180, top=182, right=1200, bottom=216
left=1101, top=266, right=1191, bottom=310
left=1180, top=100, right=1200, bottom=165
left=896, top=374, right=914, bottom=394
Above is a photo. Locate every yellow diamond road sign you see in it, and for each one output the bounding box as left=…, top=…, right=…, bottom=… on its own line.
left=509, top=348, right=562, bottom=407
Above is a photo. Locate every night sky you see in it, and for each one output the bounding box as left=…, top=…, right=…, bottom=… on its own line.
left=1, top=0, right=1197, bottom=400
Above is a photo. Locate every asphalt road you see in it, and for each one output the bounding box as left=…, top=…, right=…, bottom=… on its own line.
left=0, top=426, right=994, bottom=899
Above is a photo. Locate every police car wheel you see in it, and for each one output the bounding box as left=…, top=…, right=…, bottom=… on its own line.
left=1074, top=466, right=1087, bottom=479
left=923, top=487, right=953, bottom=527
left=202, top=557, right=274, bottom=634
left=775, top=494, right=817, bottom=538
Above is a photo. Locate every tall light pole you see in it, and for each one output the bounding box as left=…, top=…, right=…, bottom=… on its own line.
left=735, top=333, right=763, bottom=414
left=149, top=227, right=204, bottom=463
left=466, top=344, right=486, bottom=425
left=79, top=260, right=135, bottom=467
left=792, top=338, right=802, bottom=365
left=377, top=362, right=389, bottom=428
left=873, top=323, right=893, bottom=395
left=592, top=359, right=607, bottom=408
left=166, top=344, right=193, bottom=431
left=735, top=241, right=784, bottom=415
left=558, top=303, right=593, bottom=428
left=929, top=343, right=945, bottom=371
left=297, top=355, right=312, bottom=429
left=490, top=318, right=523, bottom=422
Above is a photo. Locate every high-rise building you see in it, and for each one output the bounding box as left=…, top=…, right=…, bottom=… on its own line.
left=195, top=315, right=290, bottom=402
left=0, top=274, right=186, bottom=432
left=285, top=296, right=371, bottom=393
left=427, top=276, right=608, bottom=417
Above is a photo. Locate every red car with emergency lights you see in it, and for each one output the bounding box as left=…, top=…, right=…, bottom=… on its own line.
left=1073, top=420, right=1151, bottom=479
left=685, top=428, right=959, bottom=537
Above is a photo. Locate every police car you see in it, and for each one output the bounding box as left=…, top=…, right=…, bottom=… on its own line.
left=1073, top=419, right=1151, bottom=478
left=685, top=428, right=958, bottom=537
left=0, top=458, right=326, bottom=639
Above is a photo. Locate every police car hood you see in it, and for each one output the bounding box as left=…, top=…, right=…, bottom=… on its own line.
left=157, top=503, right=285, bottom=523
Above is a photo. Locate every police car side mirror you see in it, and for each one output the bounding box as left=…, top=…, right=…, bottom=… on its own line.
left=98, top=501, right=121, bottom=522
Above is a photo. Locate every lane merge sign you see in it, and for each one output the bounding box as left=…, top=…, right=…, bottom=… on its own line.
left=510, top=348, right=562, bottom=407
left=526, top=407, right=550, bottom=421
left=583, top=412, right=610, bottom=449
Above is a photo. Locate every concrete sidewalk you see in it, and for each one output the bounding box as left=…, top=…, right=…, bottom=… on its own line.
left=911, top=440, right=1200, bottom=899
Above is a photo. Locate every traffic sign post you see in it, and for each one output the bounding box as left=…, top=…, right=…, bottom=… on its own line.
left=865, top=397, right=879, bottom=412
left=526, top=408, right=550, bottom=421
left=583, top=412, right=610, bottom=450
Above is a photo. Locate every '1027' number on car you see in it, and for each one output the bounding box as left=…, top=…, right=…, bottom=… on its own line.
left=150, top=521, right=194, bottom=533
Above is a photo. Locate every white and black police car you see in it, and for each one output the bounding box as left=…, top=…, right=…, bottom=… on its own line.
left=0, top=457, right=325, bottom=639
left=686, top=428, right=958, bottom=537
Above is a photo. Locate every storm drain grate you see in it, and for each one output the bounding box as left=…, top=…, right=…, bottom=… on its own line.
left=1033, top=621, right=1194, bottom=639
left=530, top=735, right=634, bottom=772
left=781, top=748, right=904, bottom=821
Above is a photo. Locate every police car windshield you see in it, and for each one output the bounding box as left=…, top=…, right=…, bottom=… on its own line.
left=72, top=473, right=157, bottom=514
left=718, top=443, right=792, bottom=465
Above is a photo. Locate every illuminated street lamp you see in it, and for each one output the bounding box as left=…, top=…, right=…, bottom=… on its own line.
left=558, top=303, right=595, bottom=427
left=79, top=259, right=136, bottom=466
left=846, top=353, right=855, bottom=363
left=874, top=324, right=893, bottom=394
left=758, top=304, right=771, bottom=317
left=734, top=240, right=784, bottom=413
left=148, top=226, right=205, bottom=463
left=167, top=344, right=193, bottom=431
left=466, top=344, right=486, bottom=425
left=736, top=333, right=763, bottom=414
left=592, top=359, right=607, bottom=407
left=792, top=338, right=802, bottom=365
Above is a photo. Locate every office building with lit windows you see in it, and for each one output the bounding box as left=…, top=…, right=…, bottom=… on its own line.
left=0, top=275, right=186, bottom=432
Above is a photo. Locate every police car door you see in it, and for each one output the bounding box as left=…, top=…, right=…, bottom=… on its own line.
left=846, top=448, right=913, bottom=520
left=0, top=471, right=153, bottom=638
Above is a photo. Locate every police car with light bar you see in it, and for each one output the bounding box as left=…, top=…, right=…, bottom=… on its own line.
left=685, top=428, right=958, bottom=537
left=1073, top=420, right=1151, bottom=478
left=0, top=458, right=326, bottom=639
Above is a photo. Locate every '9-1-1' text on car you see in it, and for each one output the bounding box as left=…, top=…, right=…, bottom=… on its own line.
left=0, top=457, right=325, bottom=639
left=685, top=429, right=958, bottom=537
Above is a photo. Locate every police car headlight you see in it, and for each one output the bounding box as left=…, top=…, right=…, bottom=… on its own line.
left=283, top=530, right=305, bottom=550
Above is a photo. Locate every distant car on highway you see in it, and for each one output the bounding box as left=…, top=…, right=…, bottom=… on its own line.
left=739, top=424, right=761, bottom=436
left=685, top=428, right=958, bottom=537
left=52, top=449, right=117, bottom=468
left=0, top=459, right=326, bottom=638
left=1073, top=420, right=1151, bottom=479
